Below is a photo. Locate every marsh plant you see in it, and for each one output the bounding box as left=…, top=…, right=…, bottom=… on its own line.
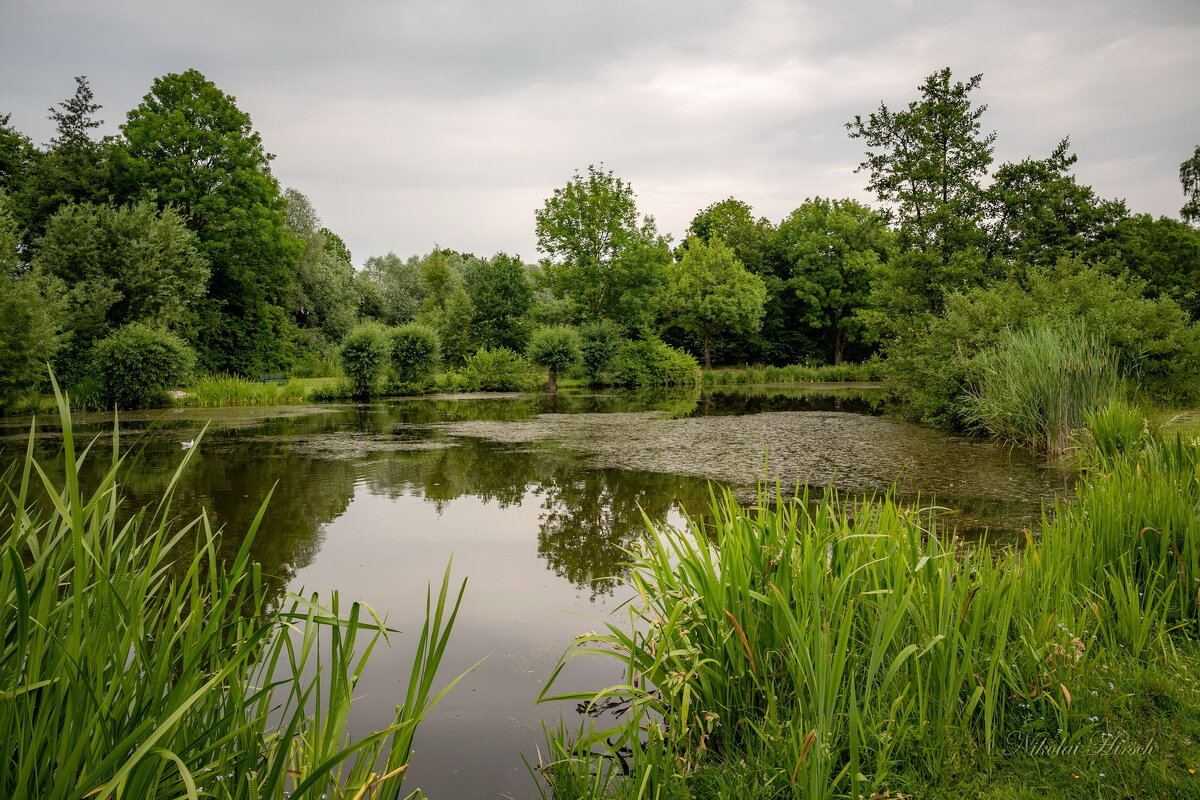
left=961, top=323, right=1120, bottom=455
left=538, top=425, right=1200, bottom=798
left=0, top=385, right=467, bottom=799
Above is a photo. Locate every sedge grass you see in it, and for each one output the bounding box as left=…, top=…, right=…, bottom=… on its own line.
left=701, top=362, right=883, bottom=386
left=0, top=381, right=468, bottom=799
left=538, top=426, right=1200, bottom=798
left=960, top=324, right=1121, bottom=455
left=180, top=375, right=314, bottom=407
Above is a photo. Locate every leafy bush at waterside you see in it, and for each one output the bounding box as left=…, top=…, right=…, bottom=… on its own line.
left=884, top=258, right=1200, bottom=428
left=608, top=339, right=700, bottom=388
left=91, top=322, right=196, bottom=409
left=390, top=323, right=442, bottom=384
left=579, top=319, right=625, bottom=384
left=339, top=322, right=390, bottom=398
left=0, top=389, right=467, bottom=800
left=538, top=427, right=1200, bottom=799
left=462, top=347, right=539, bottom=391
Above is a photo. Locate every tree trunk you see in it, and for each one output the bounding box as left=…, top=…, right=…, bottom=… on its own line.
left=547, top=366, right=558, bottom=393
left=703, top=335, right=712, bottom=370
left=833, top=326, right=845, bottom=366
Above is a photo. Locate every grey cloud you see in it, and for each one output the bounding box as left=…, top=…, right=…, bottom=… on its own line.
left=1, top=0, right=1197, bottom=263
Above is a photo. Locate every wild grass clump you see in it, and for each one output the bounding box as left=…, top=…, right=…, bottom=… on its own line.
left=960, top=324, right=1120, bottom=455
left=461, top=347, right=539, bottom=391
left=701, top=361, right=882, bottom=386
left=538, top=426, right=1200, bottom=798
left=182, top=374, right=311, bottom=406
left=0, top=385, right=467, bottom=799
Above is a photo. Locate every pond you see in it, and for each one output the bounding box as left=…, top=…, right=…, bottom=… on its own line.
left=0, top=384, right=1074, bottom=799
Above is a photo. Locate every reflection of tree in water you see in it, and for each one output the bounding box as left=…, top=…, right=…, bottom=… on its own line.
left=534, top=468, right=712, bottom=596
left=41, top=434, right=359, bottom=608
left=360, top=440, right=716, bottom=596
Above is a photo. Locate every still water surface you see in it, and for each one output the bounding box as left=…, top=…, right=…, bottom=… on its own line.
left=1, top=385, right=1073, bottom=799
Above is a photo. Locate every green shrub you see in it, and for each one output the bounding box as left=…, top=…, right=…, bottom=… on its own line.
left=579, top=319, right=625, bottom=384
left=0, top=271, right=62, bottom=411
left=434, top=371, right=472, bottom=393
left=959, top=324, right=1121, bottom=454
left=309, top=380, right=354, bottom=401
left=338, top=323, right=390, bottom=399
left=609, top=339, right=700, bottom=388
left=390, top=323, right=442, bottom=383
left=526, top=325, right=582, bottom=391
left=91, top=323, right=196, bottom=409
left=462, top=347, right=537, bottom=391
left=885, top=258, right=1200, bottom=427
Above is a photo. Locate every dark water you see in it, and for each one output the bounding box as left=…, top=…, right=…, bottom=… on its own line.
left=0, top=385, right=1073, bottom=799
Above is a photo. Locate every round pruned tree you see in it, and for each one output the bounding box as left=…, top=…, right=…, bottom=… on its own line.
left=527, top=325, right=582, bottom=392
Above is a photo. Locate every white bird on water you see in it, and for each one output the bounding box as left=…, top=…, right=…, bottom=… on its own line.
left=181, top=440, right=195, bottom=450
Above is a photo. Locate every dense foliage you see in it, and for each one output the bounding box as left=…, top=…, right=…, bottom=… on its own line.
left=0, top=66, right=1196, bottom=415
left=91, top=323, right=196, bottom=409
left=526, top=325, right=582, bottom=391
left=338, top=322, right=389, bottom=399
left=389, top=322, right=441, bottom=385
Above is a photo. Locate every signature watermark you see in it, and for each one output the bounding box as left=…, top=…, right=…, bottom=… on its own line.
left=1005, top=731, right=1156, bottom=758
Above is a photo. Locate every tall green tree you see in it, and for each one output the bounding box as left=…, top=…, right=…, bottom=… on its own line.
left=33, top=200, right=209, bottom=382
left=1182, top=145, right=1200, bottom=226
left=469, top=252, right=533, bottom=351
left=361, top=252, right=424, bottom=324
left=985, top=138, right=1126, bottom=271
left=0, top=194, right=61, bottom=407
left=419, top=249, right=456, bottom=314
left=21, top=76, right=121, bottom=242
left=535, top=164, right=670, bottom=325
left=684, top=198, right=806, bottom=365
left=685, top=197, right=777, bottom=275
left=1090, top=213, right=1200, bottom=319
left=283, top=188, right=359, bottom=344
left=434, top=282, right=476, bottom=367
left=847, top=68, right=996, bottom=316
left=776, top=198, right=893, bottom=364
left=0, top=113, right=37, bottom=197
left=122, top=69, right=300, bottom=374
left=658, top=236, right=766, bottom=368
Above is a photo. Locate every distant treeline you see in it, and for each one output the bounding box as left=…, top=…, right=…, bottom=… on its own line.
left=1, top=68, right=1198, bottom=419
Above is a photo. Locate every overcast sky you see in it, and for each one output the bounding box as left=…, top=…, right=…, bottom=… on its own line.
left=2, top=0, right=1197, bottom=266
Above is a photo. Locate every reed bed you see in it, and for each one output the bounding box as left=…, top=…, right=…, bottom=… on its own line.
left=960, top=324, right=1120, bottom=455
left=181, top=375, right=314, bottom=407
left=0, top=385, right=467, bottom=799
left=701, top=362, right=883, bottom=386
left=538, top=427, right=1200, bottom=798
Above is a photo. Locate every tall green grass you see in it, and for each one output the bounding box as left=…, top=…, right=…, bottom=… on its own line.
left=181, top=375, right=313, bottom=407
left=0, top=384, right=468, bottom=799
left=538, top=426, right=1200, bottom=798
left=701, top=362, right=883, bottom=386
left=960, top=324, right=1120, bottom=455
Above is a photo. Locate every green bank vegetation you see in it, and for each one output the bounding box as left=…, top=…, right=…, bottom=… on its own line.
left=536, top=407, right=1200, bottom=799
left=0, top=388, right=468, bottom=799
left=2, top=68, right=1197, bottom=419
